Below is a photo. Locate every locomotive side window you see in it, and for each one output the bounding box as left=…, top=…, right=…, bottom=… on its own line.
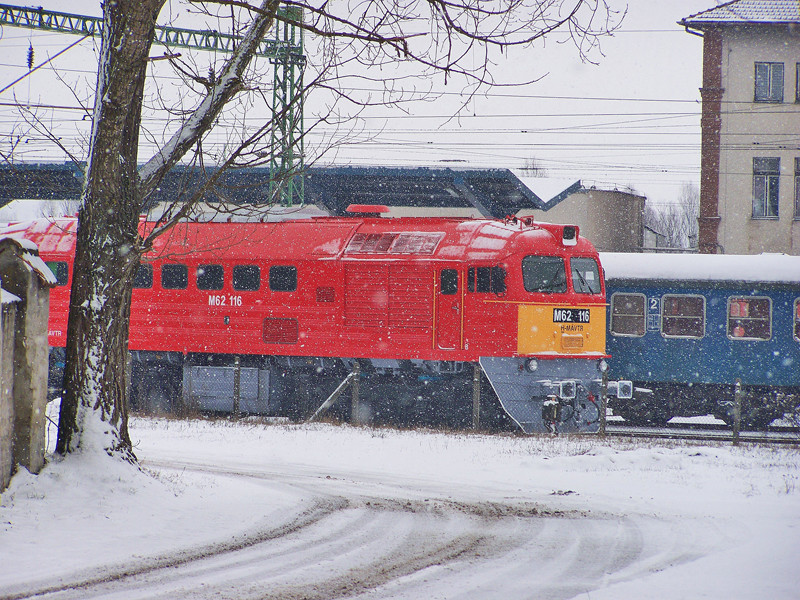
left=46, top=261, right=69, bottom=286
left=728, top=297, right=771, bottom=341
left=610, top=293, right=646, bottom=337
left=197, top=264, right=224, bottom=291
left=661, top=294, right=705, bottom=338
left=441, top=269, right=458, bottom=295
left=233, top=265, right=260, bottom=291
left=269, top=265, right=297, bottom=292
left=467, top=266, right=505, bottom=294
left=570, top=257, right=601, bottom=294
left=521, top=256, right=566, bottom=293
left=132, top=264, right=153, bottom=289
left=161, top=264, right=188, bottom=290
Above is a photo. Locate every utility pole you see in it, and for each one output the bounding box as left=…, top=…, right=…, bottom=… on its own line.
left=0, top=2, right=305, bottom=205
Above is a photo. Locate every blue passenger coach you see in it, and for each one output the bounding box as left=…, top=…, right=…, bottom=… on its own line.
left=601, top=253, right=800, bottom=428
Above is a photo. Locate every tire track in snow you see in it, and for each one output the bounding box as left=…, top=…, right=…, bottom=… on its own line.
left=7, top=458, right=720, bottom=600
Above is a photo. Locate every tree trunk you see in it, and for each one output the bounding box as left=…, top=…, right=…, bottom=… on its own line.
left=56, top=0, right=164, bottom=458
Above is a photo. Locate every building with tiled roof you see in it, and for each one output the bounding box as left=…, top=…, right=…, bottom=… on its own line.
left=680, top=0, right=800, bottom=255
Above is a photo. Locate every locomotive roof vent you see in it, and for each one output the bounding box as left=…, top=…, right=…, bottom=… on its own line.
left=346, top=204, right=390, bottom=217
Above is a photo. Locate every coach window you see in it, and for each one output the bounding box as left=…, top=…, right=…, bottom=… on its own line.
left=269, top=265, right=297, bottom=292
left=570, top=257, right=601, bottom=294
left=441, top=269, right=458, bottom=295
left=233, top=265, right=260, bottom=291
left=45, top=261, right=69, bottom=286
left=521, top=256, right=567, bottom=293
left=132, top=263, right=153, bottom=289
left=794, top=299, right=800, bottom=342
left=161, top=264, right=188, bottom=290
left=610, top=293, right=646, bottom=337
left=467, top=266, right=506, bottom=294
left=662, top=294, right=705, bottom=338
left=728, top=297, right=771, bottom=341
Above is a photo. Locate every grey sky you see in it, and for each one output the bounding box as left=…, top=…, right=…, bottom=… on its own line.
left=0, top=1, right=716, bottom=209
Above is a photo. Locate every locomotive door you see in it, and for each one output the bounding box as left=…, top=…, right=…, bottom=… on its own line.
left=436, top=268, right=462, bottom=350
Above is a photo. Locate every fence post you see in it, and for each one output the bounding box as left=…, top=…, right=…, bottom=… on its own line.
left=732, top=378, right=742, bottom=446
left=599, top=364, right=608, bottom=437
left=351, top=360, right=360, bottom=424
left=472, top=363, right=481, bottom=430
left=233, top=355, right=241, bottom=419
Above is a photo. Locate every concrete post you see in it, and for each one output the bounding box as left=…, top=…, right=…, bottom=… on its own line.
left=733, top=379, right=742, bottom=446
left=472, top=363, right=481, bottom=430
left=351, top=360, right=360, bottom=424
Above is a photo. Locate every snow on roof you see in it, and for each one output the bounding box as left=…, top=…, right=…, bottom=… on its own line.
left=507, top=174, right=582, bottom=209
left=600, top=252, right=800, bottom=285
left=681, top=0, right=800, bottom=25
left=0, top=233, right=58, bottom=286
left=1, top=286, right=21, bottom=304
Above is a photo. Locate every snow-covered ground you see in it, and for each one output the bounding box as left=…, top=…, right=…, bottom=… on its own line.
left=1, top=415, right=799, bottom=599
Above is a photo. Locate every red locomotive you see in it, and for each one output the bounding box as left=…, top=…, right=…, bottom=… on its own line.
left=6, top=205, right=627, bottom=433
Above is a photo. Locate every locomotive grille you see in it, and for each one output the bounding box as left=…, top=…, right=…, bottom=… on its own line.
left=344, top=264, right=431, bottom=329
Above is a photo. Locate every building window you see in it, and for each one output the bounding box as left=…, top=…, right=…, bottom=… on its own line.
left=610, top=293, right=646, bottom=337
left=795, top=158, right=800, bottom=219
left=269, top=265, right=297, bottom=292
left=752, top=157, right=780, bottom=218
left=662, top=294, right=705, bottom=338
left=796, top=63, right=800, bottom=103
left=161, top=264, right=188, bottom=289
left=197, top=264, right=224, bottom=291
left=755, top=62, right=783, bottom=102
left=728, top=297, right=771, bottom=341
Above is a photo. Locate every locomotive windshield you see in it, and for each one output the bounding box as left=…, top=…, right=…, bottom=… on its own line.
left=570, top=257, right=601, bottom=294
left=521, top=255, right=567, bottom=293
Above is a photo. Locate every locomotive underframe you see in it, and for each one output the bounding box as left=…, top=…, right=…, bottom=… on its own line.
left=48, top=348, right=622, bottom=433
left=611, top=382, right=800, bottom=429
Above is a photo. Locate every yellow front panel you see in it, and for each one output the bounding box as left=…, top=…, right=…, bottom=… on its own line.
left=517, top=304, right=606, bottom=355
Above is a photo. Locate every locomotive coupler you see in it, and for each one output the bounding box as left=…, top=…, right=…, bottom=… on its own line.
left=542, top=394, right=561, bottom=434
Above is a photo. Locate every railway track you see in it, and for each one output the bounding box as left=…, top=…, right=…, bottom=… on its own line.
left=606, top=423, right=800, bottom=445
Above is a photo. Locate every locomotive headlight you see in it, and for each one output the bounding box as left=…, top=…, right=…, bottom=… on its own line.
left=562, top=225, right=578, bottom=246
left=598, top=359, right=608, bottom=373
left=526, top=358, right=538, bottom=372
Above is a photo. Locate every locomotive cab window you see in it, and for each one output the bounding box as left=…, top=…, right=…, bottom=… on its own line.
left=467, top=266, right=505, bottom=294
left=46, top=261, right=69, bottom=286
left=133, top=263, right=153, bottom=289
left=197, top=264, right=224, bottom=290
left=269, top=265, right=297, bottom=292
left=233, top=265, right=260, bottom=291
left=610, top=293, right=646, bottom=337
left=522, top=255, right=566, bottom=293
left=661, top=294, right=705, bottom=338
left=728, top=297, right=771, bottom=341
left=570, top=257, right=601, bottom=294
left=161, top=264, right=188, bottom=290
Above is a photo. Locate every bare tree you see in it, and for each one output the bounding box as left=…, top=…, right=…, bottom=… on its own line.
left=644, top=182, right=699, bottom=250
left=54, top=0, right=622, bottom=459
